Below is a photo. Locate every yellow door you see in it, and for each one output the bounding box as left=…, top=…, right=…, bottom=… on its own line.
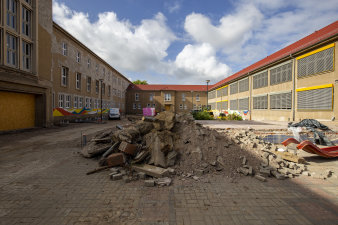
left=0, top=91, right=35, bottom=131
left=165, top=105, right=171, bottom=111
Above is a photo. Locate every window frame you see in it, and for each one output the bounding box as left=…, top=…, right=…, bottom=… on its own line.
left=76, top=73, right=81, bottom=90
left=61, top=66, right=69, bottom=87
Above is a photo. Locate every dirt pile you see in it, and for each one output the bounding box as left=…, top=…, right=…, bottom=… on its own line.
left=82, top=111, right=322, bottom=186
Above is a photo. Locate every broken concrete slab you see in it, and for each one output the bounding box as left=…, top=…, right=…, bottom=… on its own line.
left=111, top=173, right=123, bottom=181
left=155, top=177, right=172, bottom=186
left=132, top=164, right=169, bottom=178
left=145, top=179, right=155, bottom=187
left=254, top=174, right=267, bottom=182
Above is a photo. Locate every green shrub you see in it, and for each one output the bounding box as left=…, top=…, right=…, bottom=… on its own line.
left=192, top=111, right=214, bottom=120
left=226, top=113, right=243, bottom=121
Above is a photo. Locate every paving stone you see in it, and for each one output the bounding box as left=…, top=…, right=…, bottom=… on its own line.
left=111, top=173, right=123, bottom=180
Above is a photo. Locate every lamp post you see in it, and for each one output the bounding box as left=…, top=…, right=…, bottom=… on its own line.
left=99, top=79, right=103, bottom=123
left=206, top=80, right=210, bottom=110
left=191, top=90, right=194, bottom=111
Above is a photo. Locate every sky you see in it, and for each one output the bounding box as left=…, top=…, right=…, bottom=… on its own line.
left=52, top=0, right=338, bottom=85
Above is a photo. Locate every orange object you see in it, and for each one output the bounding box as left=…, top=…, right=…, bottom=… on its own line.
left=296, top=141, right=338, bottom=158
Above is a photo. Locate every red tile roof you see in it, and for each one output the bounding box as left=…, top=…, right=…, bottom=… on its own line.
left=128, top=84, right=208, bottom=91
left=211, top=20, right=338, bottom=90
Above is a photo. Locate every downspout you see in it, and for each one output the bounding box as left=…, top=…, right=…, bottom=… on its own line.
left=290, top=54, right=296, bottom=121
left=248, top=72, right=252, bottom=120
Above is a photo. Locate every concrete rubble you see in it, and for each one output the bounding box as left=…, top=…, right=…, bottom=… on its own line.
left=82, top=111, right=334, bottom=186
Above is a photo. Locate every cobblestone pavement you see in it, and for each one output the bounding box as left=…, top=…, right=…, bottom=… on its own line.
left=0, top=121, right=338, bottom=225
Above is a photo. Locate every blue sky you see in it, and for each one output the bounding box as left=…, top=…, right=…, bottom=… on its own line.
left=53, top=0, right=338, bottom=85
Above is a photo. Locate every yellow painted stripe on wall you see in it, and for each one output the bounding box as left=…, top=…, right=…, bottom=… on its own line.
left=216, top=85, right=228, bottom=90
left=216, top=100, right=228, bottom=103
left=0, top=91, right=35, bottom=131
left=296, top=84, right=333, bottom=92
left=296, top=43, right=335, bottom=60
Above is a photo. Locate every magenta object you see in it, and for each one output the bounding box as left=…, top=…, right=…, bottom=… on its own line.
left=143, top=108, right=155, bottom=116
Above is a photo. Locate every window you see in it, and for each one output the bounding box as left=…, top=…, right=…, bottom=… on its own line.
left=135, top=93, right=139, bottom=101
left=102, top=83, right=105, bottom=95
left=108, top=85, right=111, bottom=97
left=95, top=80, right=99, bottom=94
left=193, top=104, right=197, bottom=110
left=147, top=103, right=151, bottom=108
left=270, top=62, right=292, bottom=85
left=210, top=102, right=216, bottom=110
left=76, top=73, right=81, bottom=89
left=239, top=78, right=249, bottom=92
left=230, top=99, right=238, bottom=110
left=184, top=104, right=187, bottom=110
left=297, top=86, right=332, bottom=110
left=96, top=64, right=98, bottom=72
left=87, top=77, right=91, bottom=92
left=87, top=58, right=91, bottom=68
left=22, top=7, right=31, bottom=36
left=179, top=104, right=183, bottom=109
left=182, top=93, right=185, bottom=101
left=103, top=68, right=105, bottom=76
left=198, top=105, right=202, bottom=110
left=61, top=67, right=69, bottom=86
left=138, top=103, right=141, bottom=109
left=65, top=95, right=71, bottom=108
left=58, top=94, right=64, bottom=108
left=164, top=93, right=171, bottom=101
left=133, top=103, right=136, bottom=109
left=297, top=45, right=334, bottom=78
left=22, top=41, right=31, bottom=70
left=196, top=94, right=200, bottom=101
left=253, top=95, right=268, bottom=109
left=76, top=52, right=81, bottom=63
left=62, top=42, right=67, bottom=56
left=270, top=92, right=292, bottom=110
left=95, top=99, right=99, bottom=109
left=150, top=93, right=154, bottom=101
left=253, top=71, right=268, bottom=89
left=78, top=97, right=83, bottom=108
left=230, top=82, right=238, bottom=94
left=217, top=86, right=228, bottom=97
left=239, top=98, right=249, bottom=110
left=7, top=0, right=17, bottom=29
left=89, top=98, right=92, bottom=109
left=6, top=33, right=17, bottom=66
left=74, top=96, right=78, bottom=108
left=152, top=104, right=156, bottom=108
left=208, top=90, right=216, bottom=99
left=85, top=97, right=90, bottom=108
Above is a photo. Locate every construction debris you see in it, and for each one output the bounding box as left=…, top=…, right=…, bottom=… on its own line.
left=82, top=111, right=327, bottom=186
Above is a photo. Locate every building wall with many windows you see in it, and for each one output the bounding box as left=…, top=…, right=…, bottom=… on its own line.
left=0, top=0, right=53, bottom=131
left=208, top=21, right=338, bottom=122
left=51, top=23, right=130, bottom=122
left=126, top=85, right=207, bottom=114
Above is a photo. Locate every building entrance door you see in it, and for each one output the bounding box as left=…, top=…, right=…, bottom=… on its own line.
left=165, top=105, right=171, bottom=111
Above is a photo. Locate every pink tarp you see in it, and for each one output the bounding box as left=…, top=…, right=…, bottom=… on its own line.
left=143, top=108, right=156, bottom=116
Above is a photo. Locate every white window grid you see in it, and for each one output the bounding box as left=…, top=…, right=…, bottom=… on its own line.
left=74, top=96, right=78, bottom=108
left=76, top=73, right=81, bottom=89
left=87, top=77, right=91, bottom=92
left=58, top=93, right=64, bottom=108
left=179, top=104, right=183, bottom=109
left=196, top=94, right=200, bottom=102
left=135, top=93, right=139, bottom=101
left=6, top=33, right=17, bottom=66
left=61, top=66, right=68, bottom=86
left=76, top=51, right=81, bottom=63
left=62, top=42, right=67, bottom=56
left=87, top=58, right=91, bottom=68
left=133, top=103, right=136, bottom=109
left=78, top=97, right=83, bottom=108
left=7, top=0, right=17, bottom=29
left=22, top=41, right=31, bottom=70
left=65, top=95, right=71, bottom=108
left=164, top=93, right=171, bottom=101
left=22, top=7, right=31, bottom=37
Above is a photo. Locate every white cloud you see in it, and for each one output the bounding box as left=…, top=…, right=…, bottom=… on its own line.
left=173, top=43, right=232, bottom=83
left=184, top=4, right=263, bottom=53
left=53, top=1, right=176, bottom=73
left=167, top=2, right=181, bottom=13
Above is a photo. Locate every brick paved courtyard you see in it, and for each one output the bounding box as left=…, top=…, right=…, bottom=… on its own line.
left=0, top=121, right=338, bottom=225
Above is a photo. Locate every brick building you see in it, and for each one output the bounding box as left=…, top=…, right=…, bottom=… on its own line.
left=126, top=84, right=208, bottom=114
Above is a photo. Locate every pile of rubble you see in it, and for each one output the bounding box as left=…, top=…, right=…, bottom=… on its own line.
left=81, top=111, right=333, bottom=186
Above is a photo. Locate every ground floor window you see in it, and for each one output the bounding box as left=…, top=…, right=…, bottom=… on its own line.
left=297, top=86, right=332, bottom=110
left=253, top=95, right=268, bottom=109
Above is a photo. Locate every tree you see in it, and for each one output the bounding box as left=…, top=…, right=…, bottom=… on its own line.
left=132, top=80, right=148, bottom=85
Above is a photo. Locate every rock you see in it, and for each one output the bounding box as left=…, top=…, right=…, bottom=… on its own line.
left=193, top=176, right=199, bottom=181
left=111, top=173, right=123, bottom=181
left=271, top=171, right=285, bottom=180
left=153, top=111, right=175, bottom=131
left=123, top=176, right=131, bottom=183
left=191, top=147, right=203, bottom=161
left=239, top=167, right=249, bottom=176
left=106, top=153, right=126, bottom=167
left=254, top=174, right=266, bottom=182
left=242, top=157, right=247, bottom=165
left=155, top=177, right=172, bottom=186
left=145, top=180, right=155, bottom=187
left=259, top=168, right=271, bottom=177
left=135, top=121, right=154, bottom=135
left=168, top=168, right=175, bottom=175
left=132, top=164, right=169, bottom=178
left=137, top=172, right=146, bottom=179
left=166, top=151, right=178, bottom=167
left=302, top=171, right=310, bottom=176
left=194, top=169, right=205, bottom=176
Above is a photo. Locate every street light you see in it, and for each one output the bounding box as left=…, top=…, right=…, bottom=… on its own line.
left=191, top=90, right=194, bottom=111
left=206, top=80, right=210, bottom=110
left=99, top=78, right=103, bottom=123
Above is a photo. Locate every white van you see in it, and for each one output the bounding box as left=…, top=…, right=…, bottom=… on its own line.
left=108, top=108, right=120, bottom=120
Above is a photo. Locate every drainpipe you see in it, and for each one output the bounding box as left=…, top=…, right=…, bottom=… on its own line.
left=248, top=72, right=252, bottom=120
left=290, top=54, right=296, bottom=121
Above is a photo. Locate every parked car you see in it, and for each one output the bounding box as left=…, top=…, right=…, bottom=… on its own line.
left=108, top=108, right=120, bottom=120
